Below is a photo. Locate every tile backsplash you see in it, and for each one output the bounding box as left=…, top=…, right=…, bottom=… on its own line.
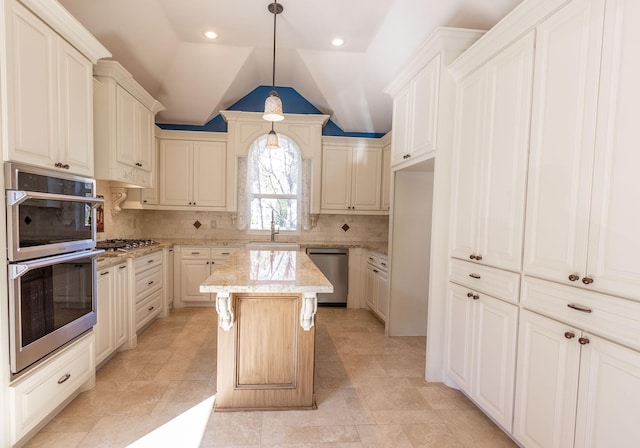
left=97, top=181, right=389, bottom=244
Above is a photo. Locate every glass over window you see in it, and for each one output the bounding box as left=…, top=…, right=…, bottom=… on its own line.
left=247, top=134, right=301, bottom=232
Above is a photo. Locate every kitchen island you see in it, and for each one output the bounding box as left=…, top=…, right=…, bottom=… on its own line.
left=200, top=249, right=333, bottom=411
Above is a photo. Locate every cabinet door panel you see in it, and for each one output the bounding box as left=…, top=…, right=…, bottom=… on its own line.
left=136, top=104, right=154, bottom=171
left=194, top=141, right=226, bottom=207
left=575, top=334, right=640, bottom=447
left=180, top=260, right=211, bottom=302
left=410, top=55, right=440, bottom=158
left=11, top=5, right=57, bottom=164
left=513, top=310, right=580, bottom=448
left=472, top=294, right=517, bottom=431
left=159, top=140, right=192, bottom=206
left=321, top=145, right=352, bottom=210
left=116, top=86, right=137, bottom=168
left=523, top=0, right=606, bottom=284
left=391, top=86, right=410, bottom=165
left=376, top=271, right=389, bottom=321
left=58, top=40, right=93, bottom=176
left=586, top=0, right=640, bottom=301
left=445, top=283, right=474, bottom=393
left=95, top=269, right=114, bottom=365
left=450, top=72, right=486, bottom=261
left=364, top=265, right=376, bottom=310
left=477, top=33, right=534, bottom=271
left=351, top=146, right=382, bottom=210
left=114, top=264, right=129, bottom=348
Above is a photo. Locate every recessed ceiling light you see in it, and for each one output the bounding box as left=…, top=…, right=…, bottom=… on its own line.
left=204, top=30, right=218, bottom=40
left=331, top=38, right=344, bottom=47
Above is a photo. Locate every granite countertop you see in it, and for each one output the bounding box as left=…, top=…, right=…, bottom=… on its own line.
left=161, top=239, right=388, bottom=255
left=200, top=249, right=334, bottom=295
left=96, top=242, right=171, bottom=269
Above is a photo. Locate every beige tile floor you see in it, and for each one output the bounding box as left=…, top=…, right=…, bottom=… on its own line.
left=26, top=307, right=517, bottom=447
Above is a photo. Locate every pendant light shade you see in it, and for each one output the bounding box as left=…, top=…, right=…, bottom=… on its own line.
left=265, top=126, right=280, bottom=150
left=264, top=2, right=284, bottom=122
left=263, top=90, right=284, bottom=122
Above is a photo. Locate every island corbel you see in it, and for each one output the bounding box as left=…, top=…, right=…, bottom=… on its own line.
left=215, top=292, right=234, bottom=331
left=300, top=293, right=318, bottom=331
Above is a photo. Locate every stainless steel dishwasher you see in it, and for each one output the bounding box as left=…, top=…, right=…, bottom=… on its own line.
left=305, top=247, right=349, bottom=306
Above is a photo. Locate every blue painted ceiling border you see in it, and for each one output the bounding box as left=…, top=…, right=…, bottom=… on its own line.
left=156, top=85, right=385, bottom=138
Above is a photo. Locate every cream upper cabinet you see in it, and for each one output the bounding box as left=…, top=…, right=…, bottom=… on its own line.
left=391, top=55, right=440, bottom=166
left=450, top=32, right=535, bottom=272
left=445, top=282, right=518, bottom=431
left=159, top=139, right=226, bottom=208
left=524, top=0, right=640, bottom=301
left=5, top=3, right=95, bottom=176
left=93, top=60, right=164, bottom=188
left=320, top=141, right=382, bottom=213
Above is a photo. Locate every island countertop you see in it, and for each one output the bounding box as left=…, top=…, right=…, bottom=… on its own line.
left=200, top=249, right=333, bottom=295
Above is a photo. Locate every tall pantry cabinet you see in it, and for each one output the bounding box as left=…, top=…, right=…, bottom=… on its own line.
left=443, top=0, right=640, bottom=446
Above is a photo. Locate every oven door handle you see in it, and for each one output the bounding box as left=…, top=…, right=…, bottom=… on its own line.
left=6, top=190, right=104, bottom=207
left=8, top=249, right=105, bottom=280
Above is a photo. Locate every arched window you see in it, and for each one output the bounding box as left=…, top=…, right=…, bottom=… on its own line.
left=247, top=134, right=301, bottom=232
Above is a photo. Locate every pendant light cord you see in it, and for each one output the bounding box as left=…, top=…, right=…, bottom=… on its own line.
left=271, top=0, right=278, bottom=91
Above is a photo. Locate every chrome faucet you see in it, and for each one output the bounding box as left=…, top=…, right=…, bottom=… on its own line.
left=270, top=210, right=279, bottom=242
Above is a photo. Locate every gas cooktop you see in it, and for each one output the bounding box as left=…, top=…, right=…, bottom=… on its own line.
left=96, top=239, right=157, bottom=251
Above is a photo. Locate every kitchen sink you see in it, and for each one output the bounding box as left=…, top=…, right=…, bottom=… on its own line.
left=245, top=242, right=300, bottom=251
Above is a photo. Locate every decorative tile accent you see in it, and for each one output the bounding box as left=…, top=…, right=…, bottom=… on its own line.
left=24, top=216, right=32, bottom=225
left=193, top=220, right=202, bottom=229
left=342, top=223, right=350, bottom=232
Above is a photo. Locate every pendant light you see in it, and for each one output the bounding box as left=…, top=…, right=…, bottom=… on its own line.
left=265, top=122, right=280, bottom=149
left=263, top=1, right=284, bottom=122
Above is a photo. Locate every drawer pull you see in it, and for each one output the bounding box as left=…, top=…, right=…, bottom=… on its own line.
left=100, top=271, right=109, bottom=276
left=381, top=262, right=387, bottom=267
left=373, top=269, right=379, bottom=273
left=148, top=281, right=154, bottom=286
left=148, top=259, right=155, bottom=263
left=568, top=274, right=580, bottom=282
left=221, top=252, right=230, bottom=255
left=578, top=337, right=590, bottom=345
left=581, top=277, right=594, bottom=285
left=567, top=303, right=592, bottom=313
left=469, top=273, right=481, bottom=279
left=57, top=373, right=71, bottom=384
left=119, top=265, right=127, bottom=270
left=564, top=332, right=576, bottom=339
left=148, top=306, right=155, bottom=312
left=369, top=257, right=374, bottom=261
left=191, top=252, right=200, bottom=255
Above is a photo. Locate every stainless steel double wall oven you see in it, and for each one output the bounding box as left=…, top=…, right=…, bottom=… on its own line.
left=5, top=163, right=104, bottom=375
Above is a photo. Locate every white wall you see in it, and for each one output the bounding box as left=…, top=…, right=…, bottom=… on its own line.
left=388, top=169, right=433, bottom=336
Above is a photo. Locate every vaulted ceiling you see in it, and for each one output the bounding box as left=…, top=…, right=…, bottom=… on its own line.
left=59, top=0, right=523, bottom=134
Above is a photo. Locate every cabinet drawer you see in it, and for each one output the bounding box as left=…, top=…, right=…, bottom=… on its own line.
left=135, top=289, right=163, bottom=331
left=134, top=265, right=162, bottom=300
left=134, top=251, right=163, bottom=271
left=210, top=247, right=239, bottom=259
left=449, top=258, right=520, bottom=304
left=366, top=251, right=389, bottom=271
left=521, top=277, right=640, bottom=352
left=181, top=246, right=211, bottom=259
left=9, top=333, right=94, bottom=444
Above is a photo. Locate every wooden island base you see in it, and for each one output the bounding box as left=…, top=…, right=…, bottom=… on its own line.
left=215, top=293, right=317, bottom=411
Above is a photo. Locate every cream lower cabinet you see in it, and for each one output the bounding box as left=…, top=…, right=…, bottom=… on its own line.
left=445, top=281, right=518, bottom=431
left=449, top=31, right=534, bottom=272
left=95, top=262, right=129, bottom=366
left=133, top=252, right=163, bottom=331
left=5, top=3, right=96, bottom=176
left=176, top=246, right=238, bottom=305
left=364, top=252, right=389, bottom=321
left=514, top=309, right=640, bottom=448
left=320, top=140, right=383, bottom=213
left=523, top=0, right=640, bottom=301
left=159, top=139, right=226, bottom=208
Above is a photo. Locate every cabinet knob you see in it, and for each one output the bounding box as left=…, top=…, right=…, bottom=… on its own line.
left=581, top=277, right=594, bottom=285
left=54, top=162, right=70, bottom=169
left=475, top=254, right=482, bottom=261
left=472, top=294, right=480, bottom=300
left=467, top=292, right=474, bottom=297
left=469, top=254, right=476, bottom=260
left=578, top=337, right=590, bottom=345
left=564, top=331, right=575, bottom=339
left=568, top=274, right=580, bottom=282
